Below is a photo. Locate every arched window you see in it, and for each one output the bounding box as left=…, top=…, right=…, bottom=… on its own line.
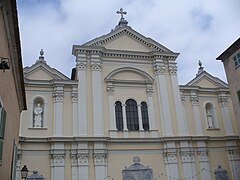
left=141, top=102, right=149, bottom=131
left=126, top=99, right=139, bottom=131
left=115, top=101, right=123, bottom=131
left=205, top=102, right=217, bottom=129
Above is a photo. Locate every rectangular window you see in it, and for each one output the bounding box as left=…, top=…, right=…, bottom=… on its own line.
left=233, top=53, right=240, bottom=68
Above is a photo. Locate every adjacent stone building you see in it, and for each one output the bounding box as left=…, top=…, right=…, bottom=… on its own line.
left=217, top=38, right=240, bottom=134
left=0, top=0, right=26, bottom=179
left=19, top=11, right=240, bottom=180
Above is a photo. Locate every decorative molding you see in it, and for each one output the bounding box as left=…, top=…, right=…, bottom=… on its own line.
left=181, top=96, right=186, bottom=105
left=71, top=155, right=78, bottom=167
left=146, top=86, right=153, bottom=96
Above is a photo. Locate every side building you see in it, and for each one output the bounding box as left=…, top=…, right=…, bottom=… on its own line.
left=19, top=14, right=240, bottom=180
left=0, top=0, right=26, bottom=179
left=217, top=38, right=240, bottom=133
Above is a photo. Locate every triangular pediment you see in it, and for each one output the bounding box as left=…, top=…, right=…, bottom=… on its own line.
left=24, top=61, right=69, bottom=81
left=83, top=26, right=173, bottom=53
left=186, top=71, right=228, bottom=88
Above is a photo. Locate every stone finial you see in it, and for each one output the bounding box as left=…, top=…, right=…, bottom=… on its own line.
left=37, top=49, right=46, bottom=64
left=198, top=60, right=202, bottom=67
left=40, top=49, right=44, bottom=57
left=133, top=156, right=140, bottom=164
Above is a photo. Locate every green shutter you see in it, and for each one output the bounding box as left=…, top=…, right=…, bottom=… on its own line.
left=238, top=90, right=240, bottom=104
left=0, top=140, right=2, bottom=164
left=0, top=107, right=6, bottom=139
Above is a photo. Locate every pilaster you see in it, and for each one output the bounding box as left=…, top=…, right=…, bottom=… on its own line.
left=163, top=142, right=179, bottom=180
left=190, top=91, right=203, bottom=135
left=91, top=53, right=104, bottom=136
left=169, top=63, right=187, bottom=135
left=51, top=143, right=65, bottom=180
left=197, top=141, right=212, bottom=180
left=53, top=85, right=64, bottom=136
left=72, top=85, right=78, bottom=136
left=153, top=59, right=173, bottom=136
left=76, top=53, right=87, bottom=136
left=93, top=143, right=107, bottom=180
left=218, top=93, right=233, bottom=135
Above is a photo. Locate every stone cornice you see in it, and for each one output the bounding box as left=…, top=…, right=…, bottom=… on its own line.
left=19, top=135, right=240, bottom=143
left=24, top=79, right=78, bottom=86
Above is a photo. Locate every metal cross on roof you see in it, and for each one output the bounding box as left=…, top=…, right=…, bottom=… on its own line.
left=117, top=8, right=127, bottom=19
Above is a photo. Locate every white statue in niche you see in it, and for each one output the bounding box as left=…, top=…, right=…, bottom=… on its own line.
left=206, top=110, right=214, bottom=128
left=34, top=103, right=43, bottom=127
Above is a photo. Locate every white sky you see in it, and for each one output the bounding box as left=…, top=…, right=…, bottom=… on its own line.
left=17, top=0, right=240, bottom=84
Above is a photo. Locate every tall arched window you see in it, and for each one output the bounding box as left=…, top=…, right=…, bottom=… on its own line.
left=205, top=102, right=217, bottom=129
left=126, top=99, right=139, bottom=131
left=141, top=102, right=149, bottom=131
left=115, top=101, right=123, bottom=131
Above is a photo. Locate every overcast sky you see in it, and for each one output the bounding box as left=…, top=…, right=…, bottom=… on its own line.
left=16, top=0, right=240, bottom=84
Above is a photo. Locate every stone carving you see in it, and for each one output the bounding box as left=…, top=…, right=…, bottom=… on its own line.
left=181, top=96, right=186, bottom=105
left=122, top=156, right=153, bottom=180
left=107, top=86, right=114, bottom=95
left=71, top=155, right=78, bottom=167
left=34, top=103, right=43, bottom=127
left=214, top=165, right=229, bottom=180
left=26, top=170, right=44, bottom=180
left=146, top=87, right=153, bottom=96
left=206, top=110, right=214, bottom=128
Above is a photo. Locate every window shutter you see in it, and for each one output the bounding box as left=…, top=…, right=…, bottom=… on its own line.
left=0, top=107, right=6, bottom=139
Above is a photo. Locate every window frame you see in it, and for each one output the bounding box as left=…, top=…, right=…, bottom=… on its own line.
left=233, top=52, right=240, bottom=69
left=115, top=101, right=124, bottom=131
left=141, top=102, right=150, bottom=131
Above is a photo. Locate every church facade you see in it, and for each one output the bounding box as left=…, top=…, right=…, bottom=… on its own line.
left=18, top=11, right=240, bottom=180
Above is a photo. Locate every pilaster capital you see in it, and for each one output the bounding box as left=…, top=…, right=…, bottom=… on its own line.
left=218, top=96, right=228, bottom=106
left=153, top=65, right=165, bottom=75
left=53, top=93, right=64, bottom=103
left=71, top=93, right=78, bottom=103
left=197, top=151, right=209, bottom=162
left=180, top=151, right=195, bottom=163
left=78, top=153, right=89, bottom=166
left=76, top=61, right=87, bottom=71
left=227, top=150, right=240, bottom=161
left=93, top=153, right=107, bottom=166
left=70, top=155, right=78, bottom=167
left=107, top=85, right=114, bottom=95
left=51, top=154, right=65, bottom=167
left=146, top=86, right=153, bottom=96
left=91, top=61, right=102, bottom=71
left=190, top=96, right=199, bottom=106
left=163, top=151, right=178, bottom=164
left=168, top=66, right=177, bottom=75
